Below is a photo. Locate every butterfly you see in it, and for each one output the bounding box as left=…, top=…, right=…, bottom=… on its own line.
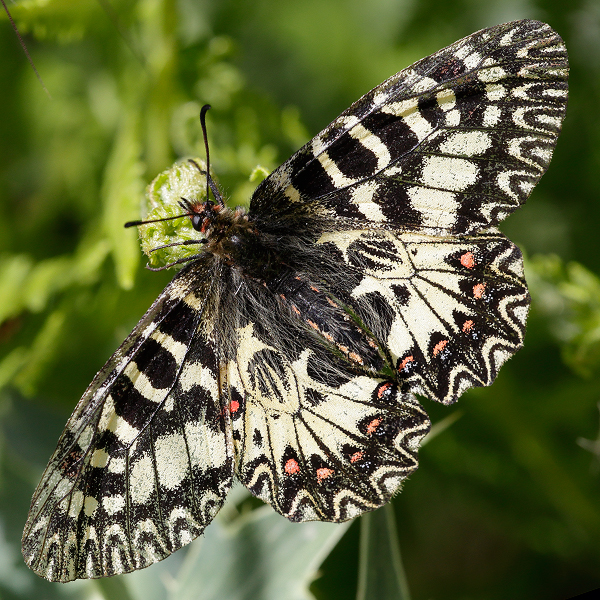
left=22, top=19, right=568, bottom=581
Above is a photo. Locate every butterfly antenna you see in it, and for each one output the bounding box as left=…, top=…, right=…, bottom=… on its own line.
left=124, top=213, right=190, bottom=228
left=1, top=0, right=51, bottom=99
left=199, top=105, right=223, bottom=207
left=188, top=158, right=223, bottom=204
left=125, top=196, right=202, bottom=228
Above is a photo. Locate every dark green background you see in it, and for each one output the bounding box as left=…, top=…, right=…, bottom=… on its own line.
left=1, top=1, right=599, bottom=599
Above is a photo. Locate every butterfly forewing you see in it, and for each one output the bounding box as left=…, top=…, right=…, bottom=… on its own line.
left=23, top=19, right=567, bottom=582
left=251, top=20, right=568, bottom=235
left=22, top=263, right=235, bottom=581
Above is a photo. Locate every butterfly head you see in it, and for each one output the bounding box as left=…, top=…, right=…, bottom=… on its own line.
left=180, top=197, right=223, bottom=235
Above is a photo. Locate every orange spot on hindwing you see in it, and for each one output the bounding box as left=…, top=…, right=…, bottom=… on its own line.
left=377, top=382, right=393, bottom=399
left=350, top=451, right=364, bottom=463
left=462, top=319, right=474, bottom=333
left=460, top=251, right=475, bottom=268
left=432, top=339, right=448, bottom=357
left=473, top=283, right=486, bottom=299
left=366, top=418, right=382, bottom=435
left=285, top=459, right=300, bottom=475
left=398, top=355, right=414, bottom=372
left=317, top=467, right=334, bottom=481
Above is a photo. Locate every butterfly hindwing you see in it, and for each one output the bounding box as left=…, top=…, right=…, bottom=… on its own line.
left=227, top=320, right=430, bottom=522
left=251, top=20, right=568, bottom=235
left=22, top=263, right=234, bottom=581
left=317, top=228, right=529, bottom=404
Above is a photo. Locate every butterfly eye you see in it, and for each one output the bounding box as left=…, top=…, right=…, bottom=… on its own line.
left=191, top=214, right=204, bottom=231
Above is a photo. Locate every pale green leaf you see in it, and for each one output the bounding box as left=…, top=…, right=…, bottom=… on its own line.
left=356, top=505, right=411, bottom=600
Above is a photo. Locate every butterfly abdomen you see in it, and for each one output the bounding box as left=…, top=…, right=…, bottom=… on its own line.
left=267, top=271, right=385, bottom=372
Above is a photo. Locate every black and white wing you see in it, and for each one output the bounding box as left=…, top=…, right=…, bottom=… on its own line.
left=317, top=228, right=528, bottom=404
left=22, top=261, right=234, bottom=582
left=251, top=20, right=568, bottom=235
left=249, top=19, right=567, bottom=404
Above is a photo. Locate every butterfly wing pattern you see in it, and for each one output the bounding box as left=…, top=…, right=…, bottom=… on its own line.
left=23, top=20, right=568, bottom=581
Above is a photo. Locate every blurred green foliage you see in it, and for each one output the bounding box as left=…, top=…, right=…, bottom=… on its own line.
left=1, top=1, right=599, bottom=599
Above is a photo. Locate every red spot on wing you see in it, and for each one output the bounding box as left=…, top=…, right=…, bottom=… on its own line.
left=462, top=319, right=474, bottom=333
left=377, top=382, right=393, bottom=398
left=366, top=418, right=382, bottom=435
left=229, top=400, right=240, bottom=414
left=350, top=451, right=364, bottom=463
left=473, top=283, right=486, bottom=299
left=317, top=467, right=334, bottom=481
left=285, top=459, right=300, bottom=475
left=398, top=355, right=414, bottom=371
left=291, top=305, right=301, bottom=316
left=432, top=339, right=448, bottom=357
left=460, top=251, right=475, bottom=268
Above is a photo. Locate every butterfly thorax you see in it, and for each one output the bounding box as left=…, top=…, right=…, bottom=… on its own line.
left=192, top=201, right=285, bottom=281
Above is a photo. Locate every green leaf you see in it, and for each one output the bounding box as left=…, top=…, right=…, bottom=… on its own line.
left=138, top=158, right=210, bottom=269
left=356, top=505, right=411, bottom=600
left=101, top=113, right=145, bottom=290
left=96, top=574, right=137, bottom=600
left=177, top=508, right=349, bottom=600
left=123, top=499, right=350, bottom=600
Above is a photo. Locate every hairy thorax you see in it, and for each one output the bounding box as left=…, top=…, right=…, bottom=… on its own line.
left=197, top=203, right=285, bottom=282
